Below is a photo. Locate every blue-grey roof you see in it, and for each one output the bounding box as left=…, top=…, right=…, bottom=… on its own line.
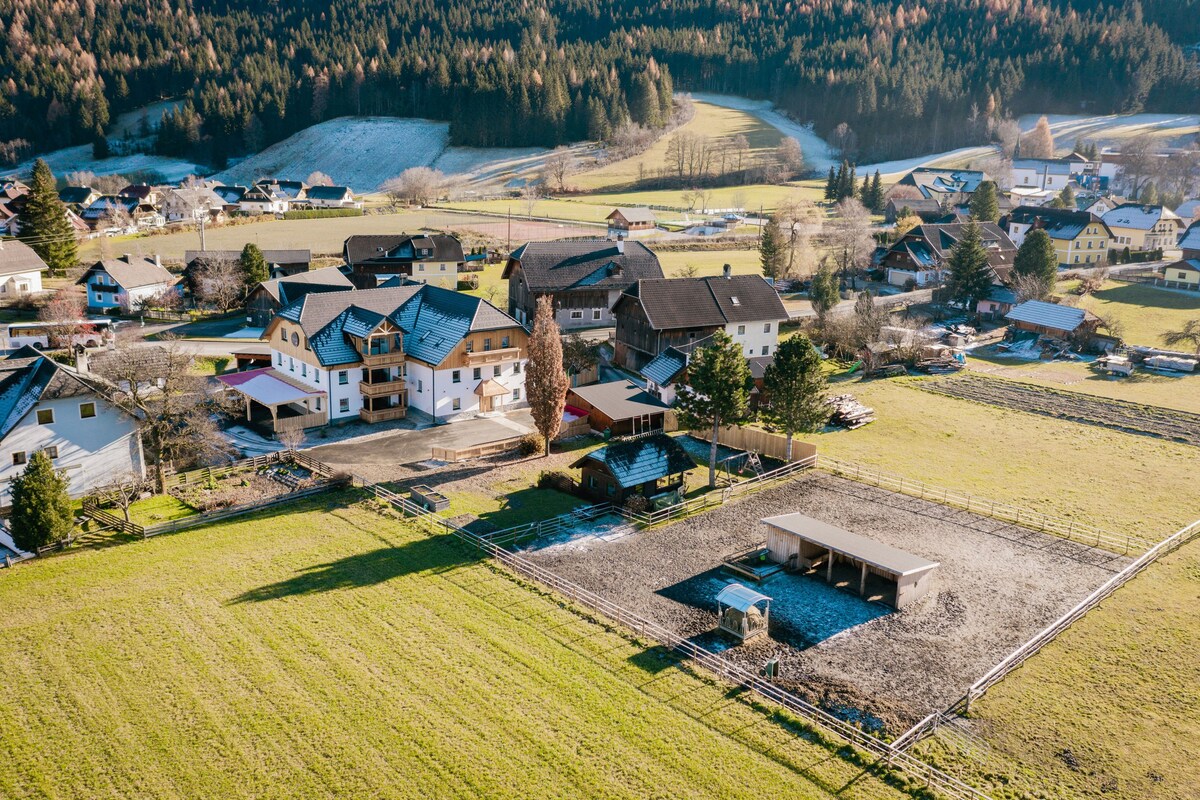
left=986, top=285, right=1018, bottom=305
left=639, top=348, right=687, bottom=386
left=1006, top=300, right=1087, bottom=332
left=0, top=348, right=96, bottom=439
left=305, top=186, right=353, bottom=200
left=571, top=434, right=695, bottom=488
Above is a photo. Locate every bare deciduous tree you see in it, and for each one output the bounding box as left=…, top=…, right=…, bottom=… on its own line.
left=1023, top=116, right=1055, bottom=159
left=825, top=198, right=876, bottom=282
left=382, top=167, right=446, bottom=206
left=306, top=171, right=333, bottom=187
left=541, top=147, right=575, bottom=193
left=37, top=286, right=94, bottom=348
left=192, top=256, right=245, bottom=312
left=96, top=472, right=151, bottom=522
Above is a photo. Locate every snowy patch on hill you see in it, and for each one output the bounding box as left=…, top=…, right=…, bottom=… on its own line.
left=687, top=92, right=837, bottom=172
left=14, top=145, right=204, bottom=184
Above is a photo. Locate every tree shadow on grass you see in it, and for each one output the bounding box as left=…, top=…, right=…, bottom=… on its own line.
left=228, top=534, right=475, bottom=604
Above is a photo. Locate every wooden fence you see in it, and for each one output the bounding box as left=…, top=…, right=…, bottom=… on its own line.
left=432, top=436, right=524, bottom=462
left=692, top=425, right=817, bottom=463
left=817, top=456, right=1149, bottom=555
left=352, top=469, right=990, bottom=800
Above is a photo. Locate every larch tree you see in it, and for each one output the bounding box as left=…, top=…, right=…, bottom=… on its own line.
left=945, top=220, right=995, bottom=311
left=674, top=330, right=751, bottom=488
left=761, top=334, right=830, bottom=460
left=969, top=181, right=1000, bottom=221
left=1013, top=229, right=1059, bottom=290
left=9, top=450, right=74, bottom=552
left=1025, top=116, right=1055, bottom=159
left=239, top=243, right=269, bottom=290
left=19, top=159, right=78, bottom=276
left=524, top=295, right=569, bottom=456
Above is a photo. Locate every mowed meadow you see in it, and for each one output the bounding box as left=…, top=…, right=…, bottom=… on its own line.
left=0, top=493, right=913, bottom=800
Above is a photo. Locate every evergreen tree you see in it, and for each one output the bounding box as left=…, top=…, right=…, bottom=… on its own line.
left=761, top=334, right=830, bottom=460
left=525, top=295, right=569, bottom=456
left=759, top=216, right=786, bottom=280
left=630, top=74, right=661, bottom=127
left=868, top=170, right=884, bottom=212
left=859, top=174, right=871, bottom=206
left=809, top=260, right=841, bottom=326
left=824, top=166, right=837, bottom=201
left=968, top=180, right=1000, bottom=221
left=586, top=96, right=610, bottom=141
left=1013, top=229, right=1059, bottom=287
left=239, top=243, right=269, bottom=289
left=9, top=450, right=73, bottom=552
left=18, top=159, right=77, bottom=277
left=1058, top=184, right=1076, bottom=209
left=945, top=220, right=995, bottom=311
left=674, top=331, right=751, bottom=488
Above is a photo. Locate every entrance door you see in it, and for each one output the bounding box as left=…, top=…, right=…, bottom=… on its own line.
left=480, top=395, right=493, bottom=413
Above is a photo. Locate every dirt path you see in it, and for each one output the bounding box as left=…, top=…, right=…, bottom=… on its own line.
left=921, top=374, right=1200, bottom=447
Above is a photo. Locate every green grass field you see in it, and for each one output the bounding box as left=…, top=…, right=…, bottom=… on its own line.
left=1061, top=280, right=1200, bottom=348
left=124, top=494, right=198, bottom=526
left=655, top=249, right=763, bottom=277
left=0, top=493, right=915, bottom=800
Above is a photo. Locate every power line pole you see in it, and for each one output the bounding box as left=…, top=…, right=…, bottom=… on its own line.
left=198, top=213, right=206, bottom=251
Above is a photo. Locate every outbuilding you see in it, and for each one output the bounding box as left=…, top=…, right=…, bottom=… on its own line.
left=1005, top=300, right=1098, bottom=340
left=566, top=380, right=671, bottom=437
left=570, top=433, right=694, bottom=504
left=761, top=513, right=938, bottom=609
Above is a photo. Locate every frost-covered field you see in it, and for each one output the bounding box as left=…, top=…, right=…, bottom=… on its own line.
left=689, top=92, right=837, bottom=171
left=15, top=145, right=204, bottom=184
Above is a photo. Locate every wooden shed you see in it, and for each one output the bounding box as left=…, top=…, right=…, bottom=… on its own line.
left=761, top=513, right=938, bottom=609
left=570, top=433, right=694, bottom=503
left=566, top=380, right=671, bottom=437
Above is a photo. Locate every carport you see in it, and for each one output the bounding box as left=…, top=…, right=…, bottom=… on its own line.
left=761, top=513, right=938, bottom=609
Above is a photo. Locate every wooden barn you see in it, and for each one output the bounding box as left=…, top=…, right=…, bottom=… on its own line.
left=761, top=514, right=938, bottom=610
left=570, top=433, right=694, bottom=503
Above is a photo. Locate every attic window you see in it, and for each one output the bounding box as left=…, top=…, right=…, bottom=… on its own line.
left=730, top=296, right=740, bottom=306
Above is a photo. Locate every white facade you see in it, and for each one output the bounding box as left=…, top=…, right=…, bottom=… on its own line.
left=0, top=393, right=144, bottom=505
left=0, top=269, right=43, bottom=297
left=725, top=319, right=781, bottom=359
left=644, top=379, right=677, bottom=406
left=886, top=267, right=941, bottom=287
left=409, top=261, right=459, bottom=289
left=240, top=197, right=288, bottom=215
left=84, top=271, right=175, bottom=312
left=306, top=190, right=361, bottom=209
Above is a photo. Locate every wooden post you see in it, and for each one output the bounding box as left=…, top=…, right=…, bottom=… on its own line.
left=859, top=562, right=868, bottom=596
left=826, top=548, right=834, bottom=583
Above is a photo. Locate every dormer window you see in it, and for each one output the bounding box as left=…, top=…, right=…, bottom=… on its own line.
left=730, top=296, right=740, bottom=306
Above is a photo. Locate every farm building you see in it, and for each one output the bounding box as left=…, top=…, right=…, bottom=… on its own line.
left=606, top=207, right=656, bottom=235
left=566, top=380, right=671, bottom=437
left=1159, top=258, right=1200, bottom=290
left=1005, top=300, right=1098, bottom=339
left=761, top=514, right=939, bottom=610
left=570, top=433, right=694, bottom=503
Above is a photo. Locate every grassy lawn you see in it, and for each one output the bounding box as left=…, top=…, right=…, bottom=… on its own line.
left=0, top=493, right=913, bottom=800
left=811, top=377, right=1196, bottom=536
left=656, top=249, right=763, bottom=278
left=573, top=182, right=825, bottom=214
left=124, top=494, right=198, bottom=526
left=572, top=102, right=783, bottom=192
left=441, top=484, right=588, bottom=530
left=436, top=197, right=613, bottom=224
left=1064, top=280, right=1200, bottom=348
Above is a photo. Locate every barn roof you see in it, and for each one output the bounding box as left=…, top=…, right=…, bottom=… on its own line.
left=568, top=380, right=669, bottom=422
left=502, top=240, right=663, bottom=291
left=1005, top=300, right=1087, bottom=332
left=763, top=513, right=939, bottom=577
left=570, top=433, right=695, bottom=488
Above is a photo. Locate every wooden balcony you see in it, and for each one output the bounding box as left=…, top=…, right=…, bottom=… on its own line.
left=361, top=350, right=406, bottom=367
left=360, top=380, right=407, bottom=399
left=465, top=346, right=521, bottom=365
left=359, top=406, right=407, bottom=423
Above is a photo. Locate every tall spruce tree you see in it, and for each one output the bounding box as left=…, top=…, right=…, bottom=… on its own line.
left=239, top=243, right=269, bottom=290
left=968, top=181, right=1000, bottom=221
left=825, top=165, right=839, bottom=201
left=1013, top=229, right=1059, bottom=287
left=759, top=215, right=786, bottom=280
left=762, top=335, right=830, bottom=460
left=945, top=220, right=995, bottom=311
left=525, top=295, right=569, bottom=456
left=869, top=170, right=884, bottom=212
left=9, top=450, right=73, bottom=552
left=18, top=159, right=77, bottom=277
left=674, top=331, right=751, bottom=487
left=809, top=260, right=841, bottom=326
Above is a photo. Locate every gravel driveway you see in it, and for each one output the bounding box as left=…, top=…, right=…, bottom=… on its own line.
left=523, top=472, right=1127, bottom=730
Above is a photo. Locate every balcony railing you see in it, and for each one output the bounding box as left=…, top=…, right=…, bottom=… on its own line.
left=359, top=406, right=407, bottom=423
left=361, top=350, right=406, bottom=367
left=272, top=409, right=328, bottom=433
left=465, top=346, right=520, bottom=365
left=360, top=381, right=407, bottom=399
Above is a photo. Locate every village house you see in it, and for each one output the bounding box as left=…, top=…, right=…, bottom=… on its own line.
left=238, top=185, right=289, bottom=215
left=504, top=240, right=664, bottom=330
left=566, top=380, right=672, bottom=437
left=243, top=267, right=354, bottom=327
left=212, top=185, right=248, bottom=211
left=1003, top=206, right=1112, bottom=266
left=571, top=433, right=694, bottom=504
left=881, top=222, right=1017, bottom=288
left=1158, top=258, right=1200, bottom=290
left=605, top=207, right=657, bottom=237
left=79, top=195, right=140, bottom=231
left=343, top=233, right=465, bottom=289
left=1101, top=204, right=1185, bottom=252
left=302, top=186, right=361, bottom=209
left=0, top=346, right=144, bottom=508
left=58, top=185, right=100, bottom=211
left=1006, top=300, right=1099, bottom=340
left=1010, top=153, right=1098, bottom=192
left=162, top=185, right=228, bottom=224
left=1174, top=199, right=1200, bottom=225
left=0, top=239, right=47, bottom=299
left=221, top=284, right=528, bottom=434
left=884, top=197, right=944, bottom=224
left=1179, top=220, right=1200, bottom=260
left=612, top=268, right=788, bottom=371
left=76, top=255, right=177, bottom=313
left=895, top=168, right=988, bottom=204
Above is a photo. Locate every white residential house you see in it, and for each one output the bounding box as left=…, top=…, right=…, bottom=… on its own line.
left=0, top=239, right=47, bottom=298
left=219, top=284, right=529, bottom=434
left=162, top=186, right=228, bottom=223
left=0, top=347, right=144, bottom=507
left=303, top=186, right=361, bottom=209
left=76, top=255, right=178, bottom=312
left=238, top=185, right=289, bottom=215
left=1101, top=204, right=1186, bottom=252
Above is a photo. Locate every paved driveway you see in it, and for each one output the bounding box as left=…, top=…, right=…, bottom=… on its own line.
left=309, top=410, right=533, bottom=467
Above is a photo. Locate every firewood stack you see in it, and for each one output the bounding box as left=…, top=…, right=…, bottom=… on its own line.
left=826, top=394, right=876, bottom=429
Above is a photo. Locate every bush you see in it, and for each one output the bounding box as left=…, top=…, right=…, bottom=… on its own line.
left=281, top=208, right=364, bottom=220
left=517, top=433, right=544, bottom=456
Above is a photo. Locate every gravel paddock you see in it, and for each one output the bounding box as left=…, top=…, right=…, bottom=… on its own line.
left=523, top=472, right=1129, bottom=730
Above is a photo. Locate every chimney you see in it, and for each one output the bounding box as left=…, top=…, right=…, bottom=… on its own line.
left=74, top=346, right=89, bottom=374
left=723, top=263, right=732, bottom=279
left=153, top=254, right=161, bottom=268
left=615, top=239, right=625, bottom=255
left=122, top=253, right=132, bottom=263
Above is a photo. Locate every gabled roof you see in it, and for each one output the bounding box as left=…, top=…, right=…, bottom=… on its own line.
left=639, top=347, right=688, bottom=386
left=1005, top=206, right=1109, bottom=242
left=0, top=238, right=48, bottom=277
left=305, top=186, right=354, bottom=201
left=1101, top=203, right=1183, bottom=231
left=274, top=283, right=520, bottom=367
left=212, top=185, right=247, bottom=204
left=253, top=267, right=354, bottom=305
left=118, top=184, right=155, bottom=201
left=80, top=195, right=139, bottom=220
left=76, top=256, right=174, bottom=290
left=1006, top=300, right=1087, bottom=333
left=570, top=433, right=694, bottom=488
left=1179, top=220, right=1200, bottom=252
left=58, top=186, right=95, bottom=205
left=165, top=186, right=225, bottom=209
left=1012, top=158, right=1075, bottom=175
left=343, top=233, right=464, bottom=266
left=1164, top=258, right=1200, bottom=275
left=1174, top=199, right=1200, bottom=220
left=502, top=240, right=663, bottom=291
left=185, top=249, right=311, bottom=267
left=625, top=274, right=787, bottom=331
left=607, top=207, right=656, bottom=223
left=897, top=168, right=987, bottom=198
left=0, top=347, right=107, bottom=440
